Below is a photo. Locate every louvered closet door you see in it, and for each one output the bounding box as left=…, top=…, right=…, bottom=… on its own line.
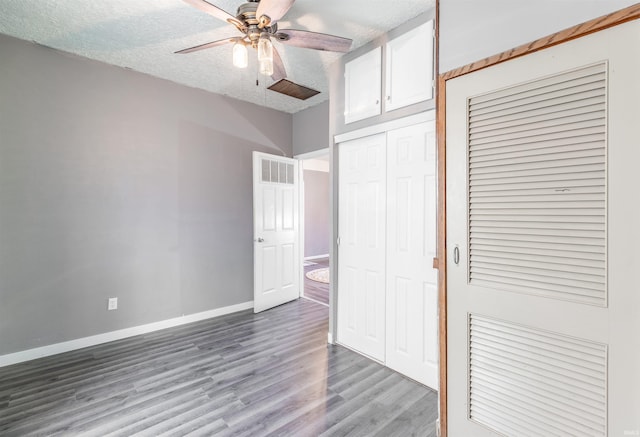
left=446, top=20, right=640, bottom=437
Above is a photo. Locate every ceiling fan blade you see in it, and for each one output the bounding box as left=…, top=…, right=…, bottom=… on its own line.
left=275, top=29, right=352, bottom=53
left=256, top=0, right=296, bottom=25
left=182, top=0, right=244, bottom=29
left=175, top=37, right=239, bottom=54
left=271, top=46, right=287, bottom=82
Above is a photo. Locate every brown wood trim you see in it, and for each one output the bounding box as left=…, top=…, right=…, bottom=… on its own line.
left=435, top=5, right=640, bottom=437
left=434, top=1, right=448, bottom=436
left=442, top=3, right=640, bottom=81
left=436, top=74, right=448, bottom=437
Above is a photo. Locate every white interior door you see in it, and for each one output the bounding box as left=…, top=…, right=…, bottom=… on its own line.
left=337, top=133, right=387, bottom=361
left=253, top=152, right=300, bottom=313
left=385, top=119, right=438, bottom=389
left=446, top=20, right=640, bottom=436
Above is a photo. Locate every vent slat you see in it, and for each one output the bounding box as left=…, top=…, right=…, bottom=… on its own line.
left=469, top=98, right=604, bottom=132
left=469, top=314, right=607, bottom=436
left=469, top=82, right=605, bottom=118
left=470, top=140, right=604, bottom=163
left=470, top=252, right=604, bottom=273
left=470, top=170, right=604, bottom=186
left=469, top=120, right=604, bottom=147
left=466, top=247, right=604, bottom=266
left=470, top=64, right=605, bottom=104
left=470, top=147, right=604, bottom=170
left=471, top=224, right=604, bottom=237
left=469, top=132, right=604, bottom=155
left=470, top=163, right=604, bottom=182
left=469, top=110, right=605, bottom=142
left=470, top=261, right=604, bottom=284
left=470, top=214, right=604, bottom=224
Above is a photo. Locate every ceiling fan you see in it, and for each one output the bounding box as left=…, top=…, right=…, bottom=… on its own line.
left=176, top=0, right=353, bottom=99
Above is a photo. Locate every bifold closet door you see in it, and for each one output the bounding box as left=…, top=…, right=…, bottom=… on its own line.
left=446, top=19, right=640, bottom=436
left=337, top=133, right=387, bottom=361
left=385, top=121, right=438, bottom=390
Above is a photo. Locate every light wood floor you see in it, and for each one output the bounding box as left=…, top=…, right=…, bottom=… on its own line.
left=0, top=299, right=437, bottom=436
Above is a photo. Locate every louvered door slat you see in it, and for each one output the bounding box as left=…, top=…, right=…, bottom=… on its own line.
left=469, top=314, right=607, bottom=436
left=470, top=99, right=604, bottom=132
left=470, top=243, right=604, bottom=262
left=471, top=252, right=604, bottom=273
left=469, top=68, right=605, bottom=111
left=471, top=224, right=603, bottom=237
left=470, top=141, right=604, bottom=163
left=470, top=63, right=605, bottom=104
left=469, top=111, right=605, bottom=141
left=468, top=62, right=607, bottom=306
left=468, top=87, right=605, bottom=121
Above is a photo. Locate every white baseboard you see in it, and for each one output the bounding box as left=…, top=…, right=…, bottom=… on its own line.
left=0, top=301, right=253, bottom=368
left=305, top=254, right=329, bottom=261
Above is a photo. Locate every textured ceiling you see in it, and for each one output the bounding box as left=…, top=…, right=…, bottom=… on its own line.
left=0, top=0, right=435, bottom=113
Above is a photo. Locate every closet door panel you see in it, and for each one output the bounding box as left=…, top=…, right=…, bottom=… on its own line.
left=337, top=133, right=387, bottom=361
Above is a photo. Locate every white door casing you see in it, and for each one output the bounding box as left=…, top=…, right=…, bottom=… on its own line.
left=385, top=120, right=439, bottom=389
left=337, top=133, right=387, bottom=361
left=446, top=20, right=640, bottom=436
left=253, top=152, right=300, bottom=313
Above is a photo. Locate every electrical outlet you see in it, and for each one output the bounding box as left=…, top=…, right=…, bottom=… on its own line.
left=107, top=297, right=118, bottom=311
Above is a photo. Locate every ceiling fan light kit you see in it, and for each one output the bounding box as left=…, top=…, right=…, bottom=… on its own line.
left=177, top=0, right=353, bottom=99
left=232, top=41, right=248, bottom=68
left=257, top=32, right=274, bottom=75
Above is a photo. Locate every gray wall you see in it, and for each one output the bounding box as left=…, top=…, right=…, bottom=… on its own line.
left=439, top=0, right=638, bottom=73
left=304, top=170, right=330, bottom=258
left=0, top=34, right=292, bottom=356
left=293, top=101, right=329, bottom=156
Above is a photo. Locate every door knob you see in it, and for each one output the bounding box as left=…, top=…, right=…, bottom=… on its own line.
left=256, top=237, right=264, bottom=243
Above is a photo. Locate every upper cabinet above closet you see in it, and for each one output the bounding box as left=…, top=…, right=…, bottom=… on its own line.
left=385, top=21, right=434, bottom=111
left=344, top=47, right=382, bottom=124
left=343, top=19, right=434, bottom=125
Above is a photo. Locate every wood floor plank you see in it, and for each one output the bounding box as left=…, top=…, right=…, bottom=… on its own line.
left=0, top=298, right=436, bottom=436
left=304, top=257, right=330, bottom=305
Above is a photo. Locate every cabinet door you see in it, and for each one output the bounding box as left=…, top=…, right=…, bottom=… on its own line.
left=344, top=47, right=381, bottom=124
left=385, top=20, right=433, bottom=112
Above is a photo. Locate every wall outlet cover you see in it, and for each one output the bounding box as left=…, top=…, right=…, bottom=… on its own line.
left=107, top=297, right=118, bottom=311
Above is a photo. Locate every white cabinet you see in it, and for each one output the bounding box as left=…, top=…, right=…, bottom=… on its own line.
left=343, top=20, right=434, bottom=124
left=385, top=20, right=434, bottom=111
left=344, top=47, right=381, bottom=124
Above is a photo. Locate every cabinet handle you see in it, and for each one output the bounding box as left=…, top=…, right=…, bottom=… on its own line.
left=453, top=246, right=460, bottom=265
left=387, top=95, right=391, bottom=101
left=375, top=99, right=379, bottom=105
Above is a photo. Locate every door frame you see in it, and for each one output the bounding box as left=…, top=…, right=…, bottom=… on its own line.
left=294, top=148, right=331, bottom=305
left=435, top=4, right=640, bottom=436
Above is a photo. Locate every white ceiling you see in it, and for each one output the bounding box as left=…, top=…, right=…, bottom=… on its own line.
left=0, top=0, right=435, bottom=113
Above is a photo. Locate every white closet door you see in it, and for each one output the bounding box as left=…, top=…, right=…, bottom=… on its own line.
left=385, top=120, right=438, bottom=389
left=446, top=20, right=640, bottom=436
left=337, top=133, right=387, bottom=361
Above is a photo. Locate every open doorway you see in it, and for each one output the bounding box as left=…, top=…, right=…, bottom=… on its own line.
left=298, top=150, right=330, bottom=307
